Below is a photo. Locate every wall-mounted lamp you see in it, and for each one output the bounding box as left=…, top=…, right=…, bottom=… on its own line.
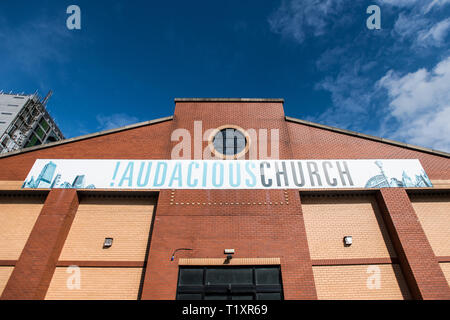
left=170, top=248, right=193, bottom=261
left=224, top=254, right=233, bottom=264
left=103, top=238, right=113, bottom=249
left=223, top=249, right=235, bottom=264
left=343, top=236, right=353, bottom=246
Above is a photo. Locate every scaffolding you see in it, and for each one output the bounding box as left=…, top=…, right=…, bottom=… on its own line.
left=0, top=90, right=64, bottom=154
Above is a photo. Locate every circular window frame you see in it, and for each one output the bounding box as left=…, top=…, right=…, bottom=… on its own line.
left=208, top=125, right=251, bottom=160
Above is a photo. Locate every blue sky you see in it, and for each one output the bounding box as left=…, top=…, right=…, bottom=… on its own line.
left=0, top=0, right=449, bottom=151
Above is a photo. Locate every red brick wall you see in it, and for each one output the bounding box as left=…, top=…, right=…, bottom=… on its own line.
left=0, top=102, right=448, bottom=180
left=0, top=121, right=173, bottom=181
left=0, top=100, right=449, bottom=300
left=1, top=189, right=79, bottom=300
left=141, top=208, right=316, bottom=299
left=376, top=189, right=450, bottom=299
left=141, top=101, right=316, bottom=299
left=287, top=122, right=450, bottom=180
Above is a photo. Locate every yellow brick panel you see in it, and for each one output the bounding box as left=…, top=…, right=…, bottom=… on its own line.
left=440, top=263, right=450, bottom=285
left=0, top=181, right=23, bottom=190
left=313, top=264, right=411, bottom=300
left=431, top=180, right=450, bottom=188
left=0, top=198, right=43, bottom=260
left=0, top=267, right=14, bottom=295
left=411, top=195, right=450, bottom=256
left=302, top=196, right=396, bottom=260
left=45, top=267, right=143, bottom=300
left=59, top=197, right=155, bottom=261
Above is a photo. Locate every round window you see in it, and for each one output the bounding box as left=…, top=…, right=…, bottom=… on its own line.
left=211, top=127, right=248, bottom=159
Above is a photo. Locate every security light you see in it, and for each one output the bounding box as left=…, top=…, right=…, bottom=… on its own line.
left=343, top=236, right=353, bottom=246
left=223, top=249, right=234, bottom=264
left=103, top=238, right=113, bottom=248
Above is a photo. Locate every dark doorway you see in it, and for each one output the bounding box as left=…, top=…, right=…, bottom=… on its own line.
left=176, top=266, right=283, bottom=300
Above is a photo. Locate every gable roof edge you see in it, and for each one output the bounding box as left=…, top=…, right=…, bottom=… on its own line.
left=174, top=98, right=284, bottom=103
left=285, top=116, right=450, bottom=158
left=0, top=116, right=173, bottom=159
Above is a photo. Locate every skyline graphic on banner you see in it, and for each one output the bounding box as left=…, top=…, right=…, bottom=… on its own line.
left=22, top=161, right=96, bottom=189
left=365, top=160, right=432, bottom=188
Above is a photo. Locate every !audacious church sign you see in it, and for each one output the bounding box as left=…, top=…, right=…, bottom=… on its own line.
left=22, top=159, right=432, bottom=190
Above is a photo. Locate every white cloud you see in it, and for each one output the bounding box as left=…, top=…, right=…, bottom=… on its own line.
left=269, top=0, right=450, bottom=47
left=314, top=73, right=371, bottom=127
left=96, top=113, right=140, bottom=131
left=423, top=0, right=450, bottom=13
left=386, top=0, right=450, bottom=47
left=416, top=17, right=450, bottom=47
left=271, top=0, right=450, bottom=151
left=377, top=0, right=450, bottom=12
left=393, top=12, right=428, bottom=39
left=308, top=54, right=384, bottom=132
left=377, top=56, right=450, bottom=151
left=268, top=0, right=347, bottom=43
left=376, top=0, right=420, bottom=7
left=394, top=14, right=450, bottom=48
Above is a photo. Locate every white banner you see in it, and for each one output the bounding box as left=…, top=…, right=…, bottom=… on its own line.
left=22, top=159, right=432, bottom=190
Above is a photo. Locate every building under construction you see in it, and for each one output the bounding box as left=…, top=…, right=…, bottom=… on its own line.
left=0, top=91, right=64, bottom=154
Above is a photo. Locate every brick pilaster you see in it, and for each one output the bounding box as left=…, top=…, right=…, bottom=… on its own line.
left=1, top=189, right=79, bottom=300
left=377, top=188, right=450, bottom=300
left=282, top=191, right=317, bottom=299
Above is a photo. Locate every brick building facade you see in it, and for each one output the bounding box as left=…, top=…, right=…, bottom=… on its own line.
left=0, top=98, right=449, bottom=300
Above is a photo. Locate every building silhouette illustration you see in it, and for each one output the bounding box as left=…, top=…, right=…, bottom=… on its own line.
left=365, top=161, right=432, bottom=188
left=22, top=161, right=95, bottom=189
